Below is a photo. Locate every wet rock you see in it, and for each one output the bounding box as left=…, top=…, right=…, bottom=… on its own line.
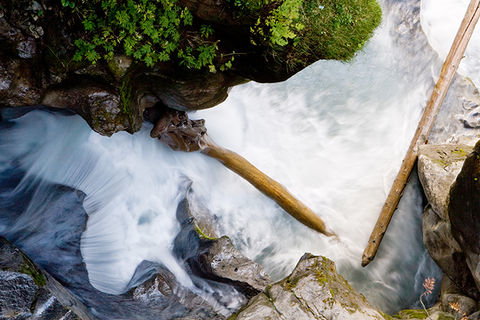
left=0, top=54, right=42, bottom=106
left=136, top=71, right=244, bottom=111
left=192, top=236, right=271, bottom=297
left=449, top=140, right=480, bottom=292
left=0, top=237, right=80, bottom=320
left=422, top=207, right=478, bottom=299
left=464, top=109, right=480, bottom=128
left=42, top=82, right=140, bottom=136
left=232, top=254, right=387, bottom=320
left=417, top=144, right=472, bottom=219
left=0, top=271, right=37, bottom=318
left=174, top=189, right=270, bottom=299
left=126, top=261, right=224, bottom=320
left=441, top=293, right=477, bottom=318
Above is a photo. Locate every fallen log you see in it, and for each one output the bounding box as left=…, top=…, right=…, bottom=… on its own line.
left=150, top=109, right=335, bottom=237
left=361, top=0, right=480, bottom=267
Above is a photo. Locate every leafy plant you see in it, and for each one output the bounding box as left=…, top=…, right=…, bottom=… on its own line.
left=62, top=0, right=220, bottom=70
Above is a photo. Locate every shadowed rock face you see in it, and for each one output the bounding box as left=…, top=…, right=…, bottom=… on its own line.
left=418, top=144, right=480, bottom=307
left=449, top=141, right=480, bottom=292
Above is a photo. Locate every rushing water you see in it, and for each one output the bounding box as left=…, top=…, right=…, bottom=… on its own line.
left=1, top=0, right=479, bottom=317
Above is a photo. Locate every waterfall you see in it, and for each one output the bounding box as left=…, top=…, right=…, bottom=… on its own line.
left=1, top=0, right=479, bottom=316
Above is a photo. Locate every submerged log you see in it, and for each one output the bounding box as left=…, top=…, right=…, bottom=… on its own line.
left=361, top=0, right=480, bottom=267
left=151, top=109, right=335, bottom=237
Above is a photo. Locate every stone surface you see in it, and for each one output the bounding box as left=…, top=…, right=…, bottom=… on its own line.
left=192, top=236, right=271, bottom=298
left=126, top=261, right=224, bottom=320
left=417, top=144, right=472, bottom=220
left=232, top=254, right=387, bottom=320
left=174, top=188, right=270, bottom=299
left=0, top=237, right=80, bottom=320
left=422, top=207, right=478, bottom=299
left=0, top=271, right=37, bottom=319
left=449, top=140, right=480, bottom=293
left=42, top=82, right=139, bottom=136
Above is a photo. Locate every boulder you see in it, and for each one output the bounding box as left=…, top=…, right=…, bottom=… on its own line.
left=174, top=189, right=271, bottom=299
left=417, top=144, right=472, bottom=220
left=422, top=207, right=478, bottom=299
left=449, top=140, right=480, bottom=292
left=0, top=237, right=80, bottom=320
left=126, top=261, right=224, bottom=320
left=418, top=143, right=480, bottom=305
left=231, top=254, right=387, bottom=320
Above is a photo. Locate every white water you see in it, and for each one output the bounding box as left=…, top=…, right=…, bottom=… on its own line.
left=421, top=0, right=480, bottom=88
left=2, top=0, right=479, bottom=314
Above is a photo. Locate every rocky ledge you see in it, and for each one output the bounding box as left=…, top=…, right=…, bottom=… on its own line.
left=418, top=142, right=480, bottom=319
left=0, top=0, right=381, bottom=136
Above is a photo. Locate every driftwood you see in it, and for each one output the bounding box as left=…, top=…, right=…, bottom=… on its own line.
left=361, top=0, right=480, bottom=267
left=151, top=109, right=335, bottom=237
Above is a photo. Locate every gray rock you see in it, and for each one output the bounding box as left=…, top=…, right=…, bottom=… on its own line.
left=175, top=189, right=270, bottom=299
left=127, top=261, right=224, bottom=320
left=422, top=207, right=478, bottom=298
left=0, top=238, right=81, bottom=320
left=418, top=144, right=472, bottom=220
left=0, top=271, right=37, bottom=319
left=42, top=83, right=140, bottom=136
left=194, top=236, right=271, bottom=297
left=233, top=254, right=387, bottom=320
left=441, top=292, right=477, bottom=318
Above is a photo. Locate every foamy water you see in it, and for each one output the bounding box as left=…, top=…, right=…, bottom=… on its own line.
left=421, top=0, right=480, bottom=87
left=1, top=0, right=478, bottom=315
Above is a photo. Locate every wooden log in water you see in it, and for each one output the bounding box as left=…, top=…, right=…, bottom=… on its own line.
left=201, top=139, right=336, bottom=237
left=361, top=0, right=480, bottom=267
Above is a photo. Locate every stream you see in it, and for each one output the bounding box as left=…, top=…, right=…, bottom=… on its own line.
left=1, top=0, right=479, bottom=317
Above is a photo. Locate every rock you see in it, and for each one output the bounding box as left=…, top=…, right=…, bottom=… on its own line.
left=449, top=140, right=480, bottom=292
left=0, top=53, right=42, bottom=106
left=422, top=207, right=478, bottom=299
left=418, top=144, right=472, bottom=220
left=192, top=236, right=271, bottom=297
left=126, top=261, right=224, bottom=320
left=440, top=276, right=479, bottom=317
left=441, top=292, right=477, bottom=318
left=0, top=237, right=80, bottom=320
left=42, top=82, right=141, bottom=136
left=107, top=55, right=133, bottom=81
left=174, top=189, right=270, bottom=299
left=419, top=143, right=480, bottom=301
left=0, top=271, right=37, bottom=318
left=232, top=254, right=387, bottom=320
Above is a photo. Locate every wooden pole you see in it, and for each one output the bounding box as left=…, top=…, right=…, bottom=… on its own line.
left=361, top=0, right=480, bottom=267
left=201, top=138, right=336, bottom=237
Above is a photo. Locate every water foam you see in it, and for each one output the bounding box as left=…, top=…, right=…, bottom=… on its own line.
left=1, top=0, right=467, bottom=313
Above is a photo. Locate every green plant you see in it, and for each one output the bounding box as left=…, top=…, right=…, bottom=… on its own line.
left=62, top=0, right=220, bottom=70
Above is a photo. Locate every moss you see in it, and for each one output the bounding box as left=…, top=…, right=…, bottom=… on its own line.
left=194, top=223, right=218, bottom=240
left=19, top=261, right=46, bottom=287
left=392, top=309, right=428, bottom=319
left=285, top=0, right=382, bottom=68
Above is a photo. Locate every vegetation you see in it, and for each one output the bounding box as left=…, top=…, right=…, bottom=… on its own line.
left=61, top=0, right=220, bottom=69
left=60, top=0, right=381, bottom=72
